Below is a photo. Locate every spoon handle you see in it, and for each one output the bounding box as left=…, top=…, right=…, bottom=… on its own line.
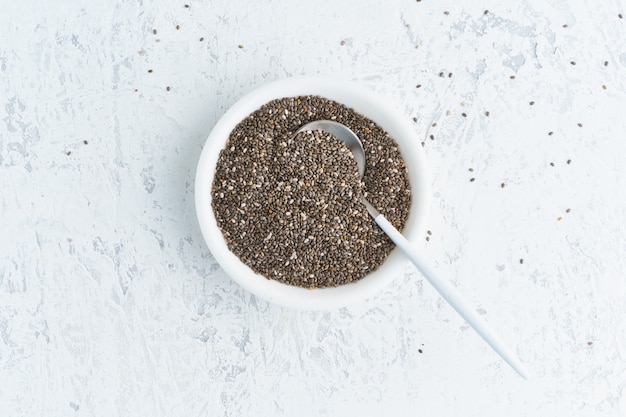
left=371, top=211, right=529, bottom=379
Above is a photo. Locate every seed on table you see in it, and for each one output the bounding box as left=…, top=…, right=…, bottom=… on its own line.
left=184, top=4, right=189, bottom=8
left=432, top=123, right=437, bottom=127
left=166, top=86, right=171, bottom=91
left=557, top=216, right=563, bottom=221
left=444, top=11, right=450, bottom=15
left=83, top=140, right=88, bottom=144
left=620, top=14, right=623, bottom=19
left=153, top=29, right=157, bottom=34
left=340, top=40, right=346, bottom=45
left=485, top=111, right=490, bottom=116
left=566, top=208, right=571, bottom=213
left=570, top=61, right=576, bottom=65
left=148, top=69, right=153, bottom=73
left=439, top=72, right=444, bottom=77
left=604, top=61, right=609, bottom=66
left=448, top=72, right=453, bottom=78
left=567, top=159, right=571, bottom=164
left=578, top=122, right=583, bottom=127
left=563, top=24, right=568, bottom=28
left=510, top=75, right=516, bottom=79
left=462, top=112, right=467, bottom=117
left=470, top=177, right=475, bottom=182
left=416, top=84, right=422, bottom=88
left=468, top=168, right=474, bottom=172
left=238, top=44, right=244, bottom=49
left=548, top=131, right=554, bottom=136
left=550, top=162, right=555, bottom=166
left=176, top=24, right=181, bottom=30
left=602, top=85, right=607, bottom=90
left=529, top=101, right=535, bottom=105
left=520, top=258, right=524, bottom=264
left=413, top=117, right=418, bottom=122
left=484, top=10, right=489, bottom=15
left=501, top=183, right=505, bottom=188
left=200, top=37, right=204, bottom=41
left=427, top=230, right=432, bottom=235
left=430, top=134, right=434, bottom=140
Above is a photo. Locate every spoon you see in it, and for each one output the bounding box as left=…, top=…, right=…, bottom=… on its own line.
left=296, top=120, right=529, bottom=380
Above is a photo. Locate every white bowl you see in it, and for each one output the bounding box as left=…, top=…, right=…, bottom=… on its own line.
left=195, top=76, right=431, bottom=310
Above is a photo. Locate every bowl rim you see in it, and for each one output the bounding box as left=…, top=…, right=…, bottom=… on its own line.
left=194, top=76, right=431, bottom=310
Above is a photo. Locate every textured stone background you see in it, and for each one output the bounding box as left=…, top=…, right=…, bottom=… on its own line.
left=1, top=0, right=626, bottom=416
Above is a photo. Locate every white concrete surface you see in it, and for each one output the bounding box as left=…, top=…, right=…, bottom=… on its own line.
left=1, top=0, right=625, bottom=416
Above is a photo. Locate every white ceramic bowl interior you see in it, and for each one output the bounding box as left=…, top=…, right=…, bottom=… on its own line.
left=195, top=76, right=431, bottom=310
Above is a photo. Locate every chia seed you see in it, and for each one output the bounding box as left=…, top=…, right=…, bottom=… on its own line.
left=211, top=96, right=412, bottom=288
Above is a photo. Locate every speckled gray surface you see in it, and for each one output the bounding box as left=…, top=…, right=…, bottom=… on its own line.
left=1, top=1, right=626, bottom=416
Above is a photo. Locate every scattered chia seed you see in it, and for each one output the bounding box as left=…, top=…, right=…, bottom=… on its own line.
left=566, top=208, right=571, bottom=213
left=620, top=13, right=623, bottom=19
left=340, top=40, right=346, bottom=46
left=520, top=258, right=524, bottom=264
left=548, top=131, right=554, bottom=136
left=510, top=75, right=516, bottom=79
left=152, top=29, right=157, bottom=35
left=578, top=122, right=583, bottom=127
left=200, top=37, right=204, bottom=41
left=238, top=44, right=244, bottom=49
left=501, top=183, right=505, bottom=188
left=567, top=159, right=571, bottom=164
left=468, top=168, right=474, bottom=172
left=484, top=10, right=489, bottom=15
left=148, top=69, right=153, bottom=73
left=166, top=86, right=171, bottom=91
left=570, top=61, right=576, bottom=65
left=587, top=341, right=593, bottom=345
left=550, top=162, right=555, bottom=166
left=412, top=117, right=418, bottom=122
left=431, top=123, right=437, bottom=127
left=439, top=72, right=444, bottom=77
left=485, top=111, right=490, bottom=117
left=429, top=134, right=434, bottom=140
left=529, top=101, right=535, bottom=105
left=461, top=112, right=467, bottom=118
left=419, top=348, right=423, bottom=353
left=563, top=24, right=568, bottom=28
left=427, top=230, right=432, bottom=235
left=416, top=84, right=422, bottom=88
left=469, top=177, right=475, bottom=182
left=212, top=96, right=412, bottom=288
left=66, top=151, right=72, bottom=156
left=83, top=140, right=88, bottom=145
left=602, top=85, right=607, bottom=90
left=425, top=236, right=430, bottom=242
left=604, top=61, right=609, bottom=66
left=444, top=11, right=449, bottom=15
left=184, top=4, right=189, bottom=8
left=448, top=72, right=453, bottom=78
left=557, top=216, right=563, bottom=221
left=176, top=24, right=181, bottom=30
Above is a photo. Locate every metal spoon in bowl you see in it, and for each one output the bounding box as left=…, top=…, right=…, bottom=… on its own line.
left=295, top=120, right=529, bottom=380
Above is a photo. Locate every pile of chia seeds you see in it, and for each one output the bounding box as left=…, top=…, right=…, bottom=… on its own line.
left=211, top=96, right=411, bottom=288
